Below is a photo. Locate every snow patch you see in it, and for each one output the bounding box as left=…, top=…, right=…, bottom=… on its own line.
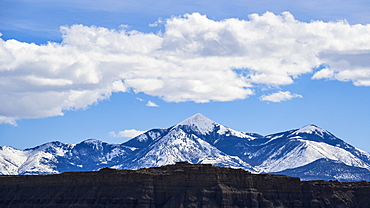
left=0, top=146, right=28, bottom=175
left=217, top=125, right=257, bottom=140
left=256, top=139, right=370, bottom=173
left=176, top=113, right=216, bottom=135
left=294, top=124, right=329, bottom=137
left=126, top=127, right=255, bottom=171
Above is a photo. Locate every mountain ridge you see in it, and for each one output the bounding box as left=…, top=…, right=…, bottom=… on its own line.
left=1, top=113, right=369, bottom=181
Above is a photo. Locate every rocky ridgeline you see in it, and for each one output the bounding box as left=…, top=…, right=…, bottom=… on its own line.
left=0, top=162, right=369, bottom=208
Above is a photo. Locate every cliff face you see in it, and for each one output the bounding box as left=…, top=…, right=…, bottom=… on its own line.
left=0, top=162, right=369, bottom=208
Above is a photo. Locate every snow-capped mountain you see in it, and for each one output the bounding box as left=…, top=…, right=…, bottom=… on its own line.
left=1, top=113, right=370, bottom=182
left=273, top=158, right=370, bottom=182
left=243, top=124, right=370, bottom=173
left=0, top=140, right=136, bottom=175
left=122, top=126, right=254, bottom=171
left=0, top=146, right=28, bottom=175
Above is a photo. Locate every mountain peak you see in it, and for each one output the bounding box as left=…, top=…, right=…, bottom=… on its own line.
left=179, top=113, right=213, bottom=124
left=175, top=113, right=217, bottom=135
left=81, top=138, right=102, bottom=143
left=294, top=124, right=330, bottom=137
left=80, top=139, right=104, bottom=146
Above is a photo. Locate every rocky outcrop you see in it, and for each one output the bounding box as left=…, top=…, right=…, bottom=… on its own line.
left=0, top=162, right=369, bottom=208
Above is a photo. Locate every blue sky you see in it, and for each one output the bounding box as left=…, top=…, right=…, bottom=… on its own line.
left=1, top=0, right=370, bottom=152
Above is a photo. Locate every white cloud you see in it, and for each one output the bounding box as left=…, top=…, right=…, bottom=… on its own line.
left=0, top=116, right=17, bottom=126
left=146, top=101, right=159, bottom=107
left=312, top=67, right=335, bottom=80
left=313, top=51, right=370, bottom=86
left=260, top=91, right=303, bottom=102
left=1, top=12, right=370, bottom=124
left=109, top=129, right=146, bottom=138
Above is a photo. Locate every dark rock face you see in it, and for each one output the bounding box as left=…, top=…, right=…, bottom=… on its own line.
left=0, top=162, right=369, bottom=208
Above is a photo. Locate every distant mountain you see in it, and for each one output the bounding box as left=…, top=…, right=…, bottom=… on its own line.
left=1, top=113, right=370, bottom=181
left=272, top=158, right=370, bottom=182
left=242, top=124, right=370, bottom=173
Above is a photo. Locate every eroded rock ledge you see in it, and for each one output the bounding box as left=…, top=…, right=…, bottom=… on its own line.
left=0, top=162, right=369, bottom=208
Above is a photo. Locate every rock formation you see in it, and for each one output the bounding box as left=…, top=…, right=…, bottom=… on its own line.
left=0, top=162, right=369, bottom=208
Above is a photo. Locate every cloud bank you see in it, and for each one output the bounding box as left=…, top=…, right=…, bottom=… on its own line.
left=1, top=12, right=370, bottom=124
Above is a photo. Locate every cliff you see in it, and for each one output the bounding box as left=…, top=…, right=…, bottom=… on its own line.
left=0, top=162, right=369, bottom=208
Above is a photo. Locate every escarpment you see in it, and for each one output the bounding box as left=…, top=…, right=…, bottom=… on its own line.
left=0, top=162, right=369, bottom=208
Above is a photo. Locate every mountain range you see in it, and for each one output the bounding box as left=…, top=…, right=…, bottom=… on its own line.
left=1, top=113, right=370, bottom=181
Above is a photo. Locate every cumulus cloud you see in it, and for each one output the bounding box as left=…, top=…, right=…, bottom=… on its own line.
left=146, top=101, right=159, bottom=107
left=1, top=12, right=370, bottom=124
left=260, top=91, right=303, bottom=102
left=109, top=129, right=146, bottom=138
left=313, top=51, right=370, bottom=86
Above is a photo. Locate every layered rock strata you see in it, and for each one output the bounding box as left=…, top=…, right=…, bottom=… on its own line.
left=0, top=162, right=369, bottom=208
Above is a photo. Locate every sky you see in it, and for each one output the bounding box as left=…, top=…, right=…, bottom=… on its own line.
left=1, top=0, right=370, bottom=152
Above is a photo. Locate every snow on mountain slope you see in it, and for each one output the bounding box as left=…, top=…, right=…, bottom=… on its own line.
left=57, top=139, right=135, bottom=171
left=122, top=126, right=255, bottom=171
left=175, top=113, right=261, bottom=143
left=246, top=124, right=370, bottom=174
left=18, top=151, right=59, bottom=175
left=289, top=124, right=350, bottom=148
left=0, top=142, right=77, bottom=175
left=353, top=148, right=370, bottom=163
left=123, top=128, right=169, bottom=148
left=175, top=113, right=216, bottom=135
left=18, top=141, right=78, bottom=174
left=293, top=124, right=331, bottom=137
left=256, top=139, right=370, bottom=173
left=1, top=114, right=369, bottom=182
left=25, top=141, right=75, bottom=157
left=0, top=146, right=28, bottom=175
left=6, top=139, right=136, bottom=175
left=273, top=158, right=370, bottom=182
